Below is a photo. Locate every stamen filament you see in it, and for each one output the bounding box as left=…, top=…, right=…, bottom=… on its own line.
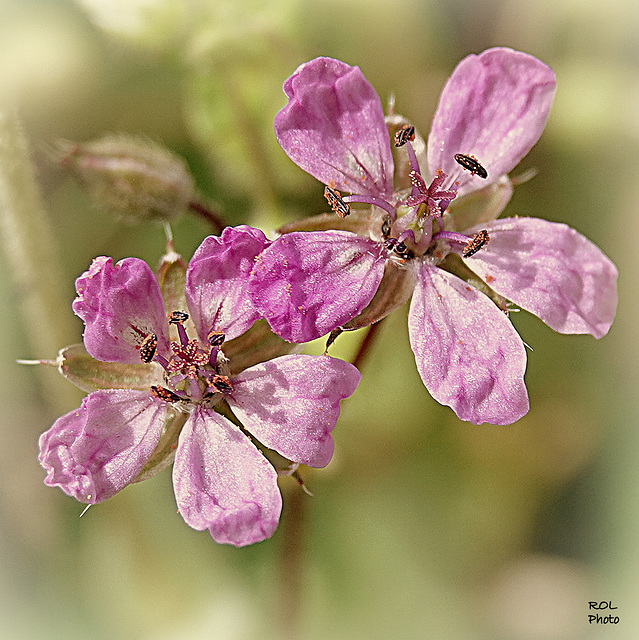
left=155, top=354, right=169, bottom=369
left=432, top=230, right=470, bottom=247
left=404, top=141, right=421, bottom=181
left=208, top=346, right=220, bottom=368
left=342, top=194, right=397, bottom=220
left=176, top=322, right=189, bottom=347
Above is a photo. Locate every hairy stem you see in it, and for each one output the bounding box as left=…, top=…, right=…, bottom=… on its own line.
left=0, top=111, right=80, bottom=413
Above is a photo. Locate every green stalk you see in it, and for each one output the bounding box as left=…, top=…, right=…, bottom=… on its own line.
left=0, top=111, right=81, bottom=413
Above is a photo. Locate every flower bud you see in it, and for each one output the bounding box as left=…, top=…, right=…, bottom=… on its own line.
left=56, top=134, right=195, bottom=223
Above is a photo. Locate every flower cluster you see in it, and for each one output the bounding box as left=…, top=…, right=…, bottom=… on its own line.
left=36, top=47, right=617, bottom=546
left=39, top=227, right=360, bottom=546
left=248, top=48, right=618, bottom=425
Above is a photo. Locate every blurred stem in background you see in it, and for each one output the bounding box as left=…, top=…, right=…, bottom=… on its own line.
left=0, top=111, right=80, bottom=415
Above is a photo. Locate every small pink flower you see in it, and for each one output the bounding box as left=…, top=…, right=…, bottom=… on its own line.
left=39, top=226, right=360, bottom=546
left=249, top=49, right=618, bottom=425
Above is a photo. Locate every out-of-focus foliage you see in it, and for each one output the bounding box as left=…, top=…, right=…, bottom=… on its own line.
left=0, top=0, right=636, bottom=638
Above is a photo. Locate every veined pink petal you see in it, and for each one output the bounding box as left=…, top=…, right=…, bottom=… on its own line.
left=428, top=47, right=556, bottom=195
left=249, top=230, right=387, bottom=342
left=228, top=354, right=361, bottom=468
left=275, top=57, right=394, bottom=198
left=73, top=256, right=169, bottom=363
left=38, top=389, right=167, bottom=503
left=186, top=226, right=270, bottom=342
left=173, top=406, right=281, bottom=547
left=408, top=264, right=529, bottom=425
left=465, top=217, right=618, bottom=338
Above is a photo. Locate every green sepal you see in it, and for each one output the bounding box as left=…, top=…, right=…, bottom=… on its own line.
left=438, top=253, right=510, bottom=313
left=278, top=207, right=385, bottom=239
left=134, top=410, right=188, bottom=483
left=341, top=261, right=417, bottom=332
left=157, top=248, right=188, bottom=314
left=444, top=175, right=513, bottom=232
left=222, top=319, right=295, bottom=375
left=54, top=343, right=164, bottom=393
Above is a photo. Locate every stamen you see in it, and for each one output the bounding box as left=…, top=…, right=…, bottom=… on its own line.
left=139, top=333, right=158, bottom=363
left=394, top=241, right=414, bottom=260
left=207, top=329, right=225, bottom=346
left=404, top=138, right=421, bottom=176
left=207, top=373, right=233, bottom=394
left=454, top=153, right=488, bottom=179
left=168, top=310, right=189, bottom=324
left=150, top=385, right=183, bottom=403
left=394, top=124, right=415, bottom=147
left=381, top=217, right=391, bottom=240
left=342, top=194, right=397, bottom=220
left=384, top=237, right=414, bottom=261
left=462, top=230, right=490, bottom=258
left=324, top=186, right=351, bottom=217
left=168, top=310, right=189, bottom=345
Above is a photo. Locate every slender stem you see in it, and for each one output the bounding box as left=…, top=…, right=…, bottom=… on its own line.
left=187, top=199, right=225, bottom=234
left=351, top=318, right=385, bottom=370
left=0, top=111, right=80, bottom=414
left=278, top=482, right=306, bottom=639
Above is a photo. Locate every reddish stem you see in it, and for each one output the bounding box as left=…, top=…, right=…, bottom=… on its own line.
left=351, top=319, right=385, bottom=370
left=187, top=200, right=225, bottom=234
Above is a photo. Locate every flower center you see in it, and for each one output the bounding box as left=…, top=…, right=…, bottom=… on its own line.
left=142, top=311, right=232, bottom=405
left=321, top=137, right=493, bottom=264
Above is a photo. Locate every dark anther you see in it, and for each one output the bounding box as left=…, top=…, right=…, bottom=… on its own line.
left=324, top=185, right=351, bottom=218
left=394, top=124, right=415, bottom=147
left=463, top=229, right=490, bottom=258
left=454, top=153, right=488, bottom=179
left=208, top=373, right=233, bottom=394
left=168, top=310, right=189, bottom=324
left=150, top=385, right=182, bottom=403
left=394, top=241, right=414, bottom=260
left=384, top=237, right=414, bottom=260
left=381, top=217, right=391, bottom=239
left=207, top=329, right=225, bottom=346
left=139, top=333, right=158, bottom=363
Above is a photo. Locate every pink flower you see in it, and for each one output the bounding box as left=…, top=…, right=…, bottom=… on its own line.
left=249, top=49, right=618, bottom=425
left=39, top=226, right=360, bottom=546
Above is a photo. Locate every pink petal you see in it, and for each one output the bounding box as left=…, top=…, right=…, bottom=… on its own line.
left=465, top=217, right=618, bottom=338
left=185, top=226, right=270, bottom=342
left=73, top=256, right=169, bottom=363
left=408, top=264, right=529, bottom=425
left=228, top=354, right=361, bottom=468
left=173, top=406, right=281, bottom=547
left=38, top=389, right=167, bottom=503
left=428, top=47, right=556, bottom=195
left=275, top=57, right=394, bottom=198
left=249, top=230, right=387, bottom=342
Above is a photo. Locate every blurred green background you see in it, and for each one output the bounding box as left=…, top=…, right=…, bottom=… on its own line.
left=0, top=0, right=635, bottom=638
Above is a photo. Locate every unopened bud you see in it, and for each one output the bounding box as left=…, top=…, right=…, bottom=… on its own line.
left=55, top=134, right=195, bottom=223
